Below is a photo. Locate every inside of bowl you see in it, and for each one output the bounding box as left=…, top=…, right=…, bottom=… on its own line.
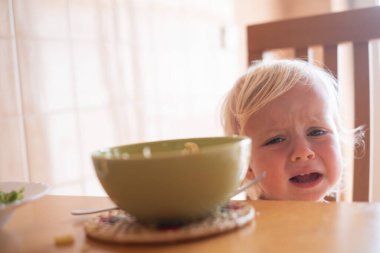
left=94, top=136, right=248, bottom=160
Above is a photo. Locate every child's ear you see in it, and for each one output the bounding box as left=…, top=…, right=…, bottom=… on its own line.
left=245, top=167, right=262, bottom=200
left=246, top=167, right=255, bottom=180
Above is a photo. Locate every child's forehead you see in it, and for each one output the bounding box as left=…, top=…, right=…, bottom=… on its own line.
left=246, top=83, right=335, bottom=127
left=272, top=82, right=331, bottom=106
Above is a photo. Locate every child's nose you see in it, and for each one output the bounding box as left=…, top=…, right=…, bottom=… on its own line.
left=290, top=139, right=316, bottom=162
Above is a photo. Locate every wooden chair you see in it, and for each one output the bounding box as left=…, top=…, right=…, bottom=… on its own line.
left=247, top=6, right=380, bottom=202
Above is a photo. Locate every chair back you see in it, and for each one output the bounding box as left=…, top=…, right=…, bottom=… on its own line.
left=247, top=6, right=380, bottom=201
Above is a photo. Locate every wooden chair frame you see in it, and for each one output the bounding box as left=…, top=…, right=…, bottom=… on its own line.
left=247, top=6, right=380, bottom=201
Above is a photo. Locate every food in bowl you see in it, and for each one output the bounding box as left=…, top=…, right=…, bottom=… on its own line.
left=181, top=142, right=200, bottom=154
left=92, top=136, right=251, bottom=225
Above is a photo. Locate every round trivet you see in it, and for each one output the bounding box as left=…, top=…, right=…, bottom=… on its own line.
left=84, top=201, right=254, bottom=244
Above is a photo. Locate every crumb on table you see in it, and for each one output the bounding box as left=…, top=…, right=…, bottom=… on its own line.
left=54, top=234, right=75, bottom=246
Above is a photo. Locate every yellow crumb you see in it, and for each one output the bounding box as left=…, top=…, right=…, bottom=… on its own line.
left=54, top=234, right=75, bottom=246
left=182, top=142, right=200, bottom=154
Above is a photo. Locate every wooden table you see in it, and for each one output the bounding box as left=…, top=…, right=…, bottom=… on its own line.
left=1, top=195, right=380, bottom=253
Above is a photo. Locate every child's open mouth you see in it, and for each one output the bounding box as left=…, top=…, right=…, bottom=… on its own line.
left=289, top=172, right=323, bottom=187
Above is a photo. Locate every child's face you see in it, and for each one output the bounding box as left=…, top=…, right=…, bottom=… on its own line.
left=245, top=82, right=342, bottom=201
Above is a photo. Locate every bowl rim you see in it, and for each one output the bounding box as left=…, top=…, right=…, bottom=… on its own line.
left=92, top=135, right=251, bottom=161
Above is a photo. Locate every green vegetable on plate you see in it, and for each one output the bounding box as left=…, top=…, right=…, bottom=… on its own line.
left=0, top=187, right=25, bottom=204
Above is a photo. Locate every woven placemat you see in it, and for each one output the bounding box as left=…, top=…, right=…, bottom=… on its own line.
left=84, top=201, right=254, bottom=244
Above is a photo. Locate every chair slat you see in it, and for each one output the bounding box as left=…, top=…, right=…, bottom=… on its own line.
left=353, top=41, right=371, bottom=202
left=247, top=6, right=380, bottom=52
left=323, top=45, right=338, bottom=78
left=295, top=47, right=308, bottom=59
left=248, top=51, right=263, bottom=63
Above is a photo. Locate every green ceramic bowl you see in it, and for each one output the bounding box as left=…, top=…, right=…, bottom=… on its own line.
left=92, top=136, right=251, bottom=224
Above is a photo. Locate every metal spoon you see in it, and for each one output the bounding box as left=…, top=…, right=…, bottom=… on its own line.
left=71, top=171, right=266, bottom=215
left=230, top=171, right=266, bottom=198
left=70, top=206, right=119, bottom=215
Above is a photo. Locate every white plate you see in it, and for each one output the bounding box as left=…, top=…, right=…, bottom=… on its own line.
left=0, top=181, right=50, bottom=228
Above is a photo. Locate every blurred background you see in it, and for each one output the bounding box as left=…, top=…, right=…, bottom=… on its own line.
left=1, top=0, right=379, bottom=200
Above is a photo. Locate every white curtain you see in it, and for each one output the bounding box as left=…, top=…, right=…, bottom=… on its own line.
left=0, top=0, right=240, bottom=195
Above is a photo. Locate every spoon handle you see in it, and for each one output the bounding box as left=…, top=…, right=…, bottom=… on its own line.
left=232, top=171, right=267, bottom=197
left=71, top=206, right=118, bottom=215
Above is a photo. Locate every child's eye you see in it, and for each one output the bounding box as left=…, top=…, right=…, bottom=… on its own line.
left=264, top=137, right=286, bottom=145
left=308, top=129, right=327, bottom=137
